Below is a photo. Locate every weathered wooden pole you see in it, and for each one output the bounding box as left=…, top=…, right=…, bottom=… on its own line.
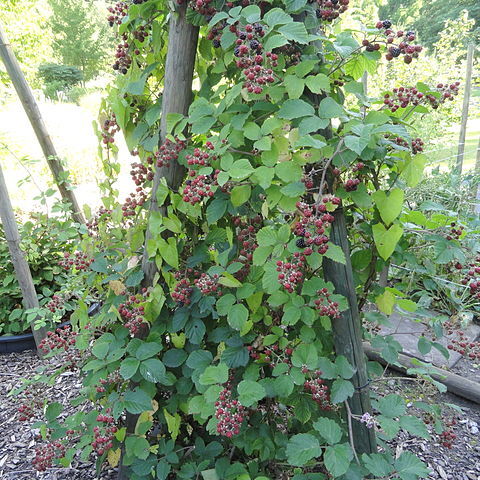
left=141, top=4, right=199, bottom=286
left=0, top=162, right=47, bottom=351
left=0, top=23, right=85, bottom=224
left=117, top=6, right=198, bottom=480
left=323, top=209, right=377, bottom=455
left=474, top=136, right=480, bottom=215
left=455, top=43, right=475, bottom=175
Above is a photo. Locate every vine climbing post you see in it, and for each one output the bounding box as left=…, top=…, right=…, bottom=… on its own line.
left=0, top=23, right=85, bottom=225
left=141, top=5, right=199, bottom=286
left=0, top=161, right=47, bottom=352
left=323, top=208, right=377, bottom=455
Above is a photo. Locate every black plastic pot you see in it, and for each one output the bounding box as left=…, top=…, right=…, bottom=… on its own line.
left=0, top=302, right=101, bottom=354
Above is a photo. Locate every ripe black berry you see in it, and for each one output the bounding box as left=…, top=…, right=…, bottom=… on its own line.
left=250, top=40, right=259, bottom=51
left=390, top=47, right=401, bottom=57
left=382, top=20, right=392, bottom=29
left=213, top=39, right=220, bottom=48
left=296, top=238, right=307, bottom=249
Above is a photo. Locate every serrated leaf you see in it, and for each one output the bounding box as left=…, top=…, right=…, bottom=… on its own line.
left=313, top=417, right=343, bottom=444
left=237, top=380, right=266, bottom=407
left=330, top=378, right=354, bottom=403
left=286, top=434, right=321, bottom=466
left=324, top=443, right=353, bottom=476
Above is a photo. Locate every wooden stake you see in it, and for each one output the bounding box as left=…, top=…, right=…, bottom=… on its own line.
left=0, top=23, right=85, bottom=224
left=323, top=208, right=377, bottom=455
left=0, top=162, right=47, bottom=351
left=474, top=136, right=480, bottom=215
left=141, top=5, right=199, bottom=286
left=456, top=43, right=475, bottom=175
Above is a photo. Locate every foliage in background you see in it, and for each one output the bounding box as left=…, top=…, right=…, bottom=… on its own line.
left=38, top=63, right=84, bottom=100
left=378, top=0, right=480, bottom=49
left=47, top=0, right=112, bottom=82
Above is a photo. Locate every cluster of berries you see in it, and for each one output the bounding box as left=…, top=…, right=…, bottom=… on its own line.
left=119, top=294, right=146, bottom=335
left=374, top=20, right=423, bottom=64
left=32, top=441, right=66, bottom=472
left=39, top=326, right=77, bottom=355
left=46, top=294, right=64, bottom=313
left=444, top=321, right=480, bottom=360
left=304, top=370, right=332, bottom=410
left=387, top=135, right=425, bottom=154
left=92, top=410, right=117, bottom=456
left=132, top=24, right=150, bottom=44
left=233, top=216, right=262, bottom=281
left=113, top=33, right=132, bottom=74
left=383, top=83, right=460, bottom=112
left=315, top=0, right=350, bottom=22
left=186, top=143, right=216, bottom=167
left=107, top=1, right=128, bottom=26
left=276, top=42, right=302, bottom=67
left=215, top=386, right=246, bottom=438
left=154, top=137, right=186, bottom=168
left=17, top=396, right=42, bottom=422
left=189, top=0, right=215, bottom=16
left=59, top=251, right=93, bottom=272
left=194, top=273, right=220, bottom=295
left=171, top=277, right=193, bottom=306
left=182, top=170, right=218, bottom=205
left=101, top=115, right=119, bottom=147
left=276, top=255, right=306, bottom=293
left=122, top=190, right=148, bottom=217
left=233, top=24, right=278, bottom=94
left=86, top=207, right=113, bottom=236
left=314, top=287, right=340, bottom=318
left=96, top=371, right=123, bottom=394
left=293, top=201, right=337, bottom=255
left=344, top=162, right=365, bottom=192
left=439, top=429, right=457, bottom=449
left=247, top=343, right=293, bottom=368
left=447, top=222, right=464, bottom=241
left=130, top=161, right=154, bottom=187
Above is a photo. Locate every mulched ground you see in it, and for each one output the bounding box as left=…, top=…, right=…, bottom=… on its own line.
left=1, top=350, right=480, bottom=479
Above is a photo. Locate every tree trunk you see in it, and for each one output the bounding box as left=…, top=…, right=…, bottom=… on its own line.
left=323, top=208, right=377, bottom=455
left=0, top=162, right=47, bottom=351
left=141, top=6, right=199, bottom=286
left=0, top=23, right=85, bottom=225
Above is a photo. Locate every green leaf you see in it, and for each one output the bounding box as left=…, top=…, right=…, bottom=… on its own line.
left=264, top=7, right=293, bottom=26
left=282, top=305, right=302, bottom=325
left=305, top=74, right=330, bottom=93
left=124, top=388, right=153, bottom=414
left=199, top=363, right=229, bottom=385
left=394, top=452, right=429, bottom=479
left=400, top=154, right=426, bottom=187
left=120, top=357, right=140, bottom=379
left=324, top=443, right=353, bottom=476
left=278, top=22, right=309, bottom=44
left=313, top=417, right=343, bottom=444
left=136, top=342, right=162, bottom=361
left=375, top=290, right=395, bottom=315
left=273, top=375, right=295, bottom=397
left=264, top=34, right=288, bottom=52
left=281, top=182, right=306, bottom=197
left=292, top=344, right=318, bottom=370
left=323, top=244, right=346, bottom=264
left=253, top=246, right=273, bottom=265
left=362, top=453, right=394, bottom=477
left=286, top=434, right=321, bottom=466
left=335, top=356, right=356, bottom=379
left=156, top=460, right=171, bottom=480
left=163, top=349, right=188, bottom=368
left=92, top=340, right=109, bottom=359
left=257, top=226, right=278, bottom=246
left=231, top=185, right=251, bottom=207
left=278, top=99, right=315, bottom=120
left=284, top=0, right=307, bottom=12
left=216, top=294, right=236, bottom=316
left=45, top=402, right=63, bottom=423
left=206, top=198, right=227, bottom=224
left=377, top=394, right=406, bottom=418
left=227, top=304, right=249, bottom=331
left=275, top=161, right=303, bottom=182
left=191, top=116, right=216, bottom=134
left=372, top=223, right=403, bottom=260
left=229, top=159, right=254, bottom=180
left=237, top=380, right=266, bottom=407
left=417, top=336, right=432, bottom=355
left=372, top=189, right=404, bottom=226
left=318, top=97, right=344, bottom=118
left=244, top=122, right=262, bottom=140
left=164, top=408, right=181, bottom=440
left=330, top=378, right=354, bottom=403
left=344, top=134, right=369, bottom=155
left=284, top=75, right=305, bottom=99
left=399, top=415, right=431, bottom=439
left=139, top=358, right=167, bottom=383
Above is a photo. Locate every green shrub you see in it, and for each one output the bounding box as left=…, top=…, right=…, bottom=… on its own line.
left=38, top=63, right=83, bottom=100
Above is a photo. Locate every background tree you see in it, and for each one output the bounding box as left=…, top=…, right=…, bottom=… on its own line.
left=379, top=0, right=479, bottom=49
left=47, top=0, right=111, bottom=82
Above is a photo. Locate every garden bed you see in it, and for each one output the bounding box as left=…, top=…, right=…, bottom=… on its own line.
left=1, top=350, right=480, bottom=480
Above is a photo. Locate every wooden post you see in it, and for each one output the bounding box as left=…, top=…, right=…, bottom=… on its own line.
left=475, top=136, right=480, bottom=215
left=0, top=23, right=85, bottom=224
left=455, top=43, right=475, bottom=175
left=323, top=208, right=377, bottom=455
left=0, top=162, right=47, bottom=351
left=141, top=4, right=199, bottom=286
